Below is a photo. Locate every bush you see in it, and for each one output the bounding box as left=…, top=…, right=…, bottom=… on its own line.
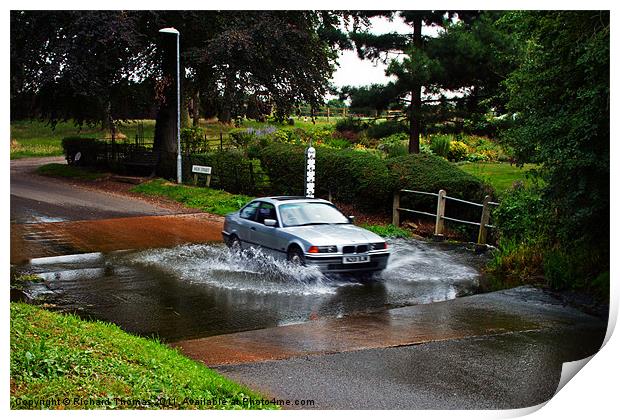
left=387, top=153, right=492, bottom=202
left=181, top=126, right=209, bottom=154
left=493, top=185, right=545, bottom=244
left=365, top=120, right=408, bottom=139
left=377, top=133, right=408, bottom=158
left=253, top=143, right=394, bottom=210
left=61, top=137, right=107, bottom=167
left=187, top=150, right=267, bottom=195
left=334, top=117, right=369, bottom=133
left=428, top=134, right=452, bottom=158
left=448, top=140, right=469, bottom=162
left=388, top=153, right=493, bottom=231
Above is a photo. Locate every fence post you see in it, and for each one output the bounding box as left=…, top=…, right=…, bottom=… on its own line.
left=434, top=189, right=447, bottom=239
left=477, top=195, right=492, bottom=245
left=219, top=128, right=223, bottom=151
left=392, top=191, right=400, bottom=226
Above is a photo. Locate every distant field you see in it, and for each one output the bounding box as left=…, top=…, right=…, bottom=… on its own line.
left=459, top=162, right=539, bottom=193
left=10, top=119, right=159, bottom=159
left=10, top=118, right=338, bottom=159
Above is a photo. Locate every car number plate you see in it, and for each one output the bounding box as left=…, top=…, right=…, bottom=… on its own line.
left=342, top=255, right=370, bottom=264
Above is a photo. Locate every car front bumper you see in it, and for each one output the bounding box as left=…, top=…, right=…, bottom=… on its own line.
left=304, top=252, right=390, bottom=273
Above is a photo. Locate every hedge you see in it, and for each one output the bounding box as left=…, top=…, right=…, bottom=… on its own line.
left=61, top=137, right=106, bottom=166
left=185, top=150, right=268, bottom=195
left=252, top=143, right=394, bottom=210
left=387, top=153, right=494, bottom=224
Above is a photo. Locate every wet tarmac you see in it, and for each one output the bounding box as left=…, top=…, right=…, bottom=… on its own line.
left=11, top=213, right=223, bottom=264
left=18, top=239, right=486, bottom=342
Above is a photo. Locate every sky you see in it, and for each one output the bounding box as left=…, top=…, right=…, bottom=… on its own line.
left=330, top=14, right=443, bottom=89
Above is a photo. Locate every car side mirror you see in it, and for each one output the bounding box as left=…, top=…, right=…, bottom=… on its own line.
left=264, top=219, right=277, bottom=227
left=348, top=216, right=355, bottom=224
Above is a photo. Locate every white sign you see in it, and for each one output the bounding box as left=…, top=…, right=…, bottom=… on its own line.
left=192, top=165, right=212, bottom=175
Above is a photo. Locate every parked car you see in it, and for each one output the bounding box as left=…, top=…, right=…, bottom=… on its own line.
left=222, top=196, right=391, bottom=273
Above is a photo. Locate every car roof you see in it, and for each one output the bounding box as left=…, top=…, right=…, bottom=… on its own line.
left=254, top=196, right=332, bottom=205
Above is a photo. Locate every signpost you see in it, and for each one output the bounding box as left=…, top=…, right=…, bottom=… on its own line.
left=304, top=146, right=316, bottom=198
left=192, top=165, right=212, bottom=187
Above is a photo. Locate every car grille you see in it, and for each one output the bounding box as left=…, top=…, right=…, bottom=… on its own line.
left=342, top=244, right=369, bottom=254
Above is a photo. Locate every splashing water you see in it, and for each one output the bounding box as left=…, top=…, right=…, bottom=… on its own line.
left=127, top=244, right=359, bottom=296
left=382, top=239, right=479, bottom=283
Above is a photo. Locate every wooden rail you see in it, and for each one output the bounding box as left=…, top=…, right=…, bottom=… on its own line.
left=392, top=189, right=499, bottom=244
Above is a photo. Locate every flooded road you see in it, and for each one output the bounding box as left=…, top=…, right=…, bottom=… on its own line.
left=20, top=239, right=485, bottom=342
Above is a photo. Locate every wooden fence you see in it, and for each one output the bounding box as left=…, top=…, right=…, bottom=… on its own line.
left=392, top=189, right=499, bottom=244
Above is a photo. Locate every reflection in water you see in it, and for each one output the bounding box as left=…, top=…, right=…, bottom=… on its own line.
left=21, top=239, right=483, bottom=341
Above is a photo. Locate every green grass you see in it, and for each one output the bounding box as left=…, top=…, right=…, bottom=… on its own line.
left=36, top=163, right=107, bottom=181
left=131, top=179, right=253, bottom=216
left=10, top=303, right=275, bottom=409
left=10, top=118, right=339, bottom=160
left=361, top=223, right=411, bottom=239
left=458, top=162, right=539, bottom=193
left=10, top=119, right=158, bottom=159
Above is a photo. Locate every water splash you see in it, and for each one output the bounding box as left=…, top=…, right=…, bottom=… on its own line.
left=127, top=244, right=357, bottom=296
left=382, top=239, right=479, bottom=284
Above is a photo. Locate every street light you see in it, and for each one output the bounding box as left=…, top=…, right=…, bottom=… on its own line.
left=159, top=27, right=182, bottom=184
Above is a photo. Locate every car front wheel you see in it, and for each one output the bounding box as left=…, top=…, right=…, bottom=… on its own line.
left=287, top=247, right=305, bottom=266
left=228, top=235, right=242, bottom=252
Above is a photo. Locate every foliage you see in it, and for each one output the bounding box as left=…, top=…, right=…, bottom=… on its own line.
left=187, top=150, right=266, bottom=195
left=36, top=163, right=106, bottom=181
left=61, top=137, right=107, bottom=166
left=498, top=11, right=609, bottom=293
left=131, top=179, right=253, bottom=216
left=447, top=140, right=469, bottom=162
left=486, top=239, right=545, bottom=288
left=387, top=153, right=492, bottom=202
left=252, top=143, right=394, bottom=210
left=377, top=133, right=408, bottom=158
left=429, top=134, right=452, bottom=158
left=503, top=11, right=609, bottom=245
left=181, top=126, right=209, bottom=154
left=334, top=117, right=369, bottom=133
left=361, top=224, right=411, bottom=239
left=10, top=303, right=273, bottom=409
left=365, top=119, right=408, bottom=139
left=493, top=185, right=545, bottom=243
left=348, top=11, right=516, bottom=152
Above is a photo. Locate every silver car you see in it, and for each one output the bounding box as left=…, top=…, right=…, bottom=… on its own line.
left=222, top=196, right=391, bottom=273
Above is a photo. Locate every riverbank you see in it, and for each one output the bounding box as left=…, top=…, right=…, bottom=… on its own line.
left=10, top=303, right=276, bottom=410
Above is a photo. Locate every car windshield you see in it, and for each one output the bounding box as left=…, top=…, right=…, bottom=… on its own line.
left=279, top=202, right=349, bottom=227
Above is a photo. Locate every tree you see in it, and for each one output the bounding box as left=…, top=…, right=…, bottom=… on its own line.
left=502, top=11, right=609, bottom=256
left=348, top=11, right=513, bottom=152
left=11, top=11, right=353, bottom=172
left=10, top=11, right=155, bottom=136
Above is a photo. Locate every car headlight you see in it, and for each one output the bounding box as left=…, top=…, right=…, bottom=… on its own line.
left=370, top=242, right=387, bottom=250
left=308, top=245, right=338, bottom=253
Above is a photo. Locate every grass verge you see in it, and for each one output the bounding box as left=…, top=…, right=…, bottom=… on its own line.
left=361, top=223, right=411, bottom=239
left=458, top=162, right=538, bottom=193
left=131, top=179, right=253, bottom=216
left=36, top=163, right=107, bottom=181
left=10, top=303, right=275, bottom=409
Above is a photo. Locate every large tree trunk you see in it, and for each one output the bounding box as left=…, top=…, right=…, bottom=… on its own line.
left=154, top=34, right=179, bottom=178
left=408, top=15, right=423, bottom=154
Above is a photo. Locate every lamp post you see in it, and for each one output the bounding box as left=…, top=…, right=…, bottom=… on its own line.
left=159, top=27, right=182, bottom=184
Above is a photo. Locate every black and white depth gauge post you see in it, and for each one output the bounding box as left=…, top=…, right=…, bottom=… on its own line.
left=304, top=145, right=316, bottom=198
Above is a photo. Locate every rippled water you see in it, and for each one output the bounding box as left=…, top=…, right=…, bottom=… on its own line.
left=22, top=239, right=485, bottom=341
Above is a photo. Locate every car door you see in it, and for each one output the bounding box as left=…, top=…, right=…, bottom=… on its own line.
left=252, top=202, right=286, bottom=257
left=236, top=201, right=261, bottom=248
